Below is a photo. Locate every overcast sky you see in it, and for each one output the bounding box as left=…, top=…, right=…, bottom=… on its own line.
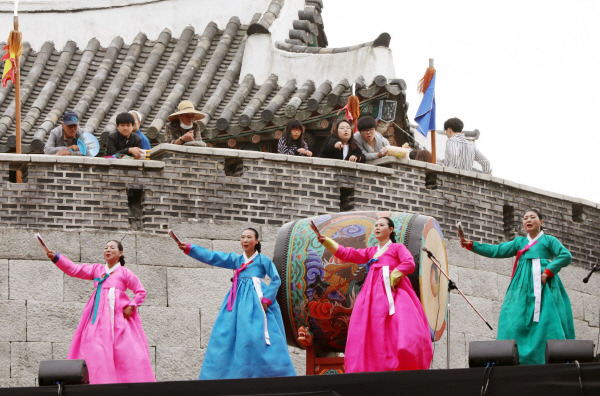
left=323, top=0, right=599, bottom=204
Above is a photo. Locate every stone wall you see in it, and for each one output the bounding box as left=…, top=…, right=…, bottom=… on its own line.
left=0, top=223, right=307, bottom=386
left=0, top=146, right=599, bottom=386
left=0, top=224, right=598, bottom=386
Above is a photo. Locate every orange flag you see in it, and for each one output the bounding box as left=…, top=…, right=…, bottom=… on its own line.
left=2, top=30, right=22, bottom=88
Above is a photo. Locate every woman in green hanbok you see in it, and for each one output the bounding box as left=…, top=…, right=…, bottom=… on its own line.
left=460, top=209, right=574, bottom=365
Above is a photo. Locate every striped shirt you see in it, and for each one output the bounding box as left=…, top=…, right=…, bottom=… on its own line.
left=277, top=137, right=309, bottom=155
left=444, top=133, right=491, bottom=174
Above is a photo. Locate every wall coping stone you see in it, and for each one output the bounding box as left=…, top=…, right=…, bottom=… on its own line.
left=0, top=148, right=597, bottom=208
left=0, top=153, right=165, bottom=169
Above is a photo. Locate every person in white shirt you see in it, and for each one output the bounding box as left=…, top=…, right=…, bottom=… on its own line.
left=443, top=117, right=491, bottom=174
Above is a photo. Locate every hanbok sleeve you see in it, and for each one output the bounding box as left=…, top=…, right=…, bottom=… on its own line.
left=125, top=268, right=147, bottom=308
left=333, top=244, right=373, bottom=264
left=184, top=243, right=239, bottom=269
left=471, top=239, right=520, bottom=259
left=544, top=236, right=572, bottom=276
left=52, top=253, right=96, bottom=280
left=390, top=244, right=415, bottom=274
left=260, top=256, right=281, bottom=306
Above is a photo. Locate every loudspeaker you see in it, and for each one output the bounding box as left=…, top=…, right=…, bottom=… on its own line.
left=469, top=340, right=519, bottom=367
left=545, top=340, right=595, bottom=364
left=38, top=359, right=89, bottom=386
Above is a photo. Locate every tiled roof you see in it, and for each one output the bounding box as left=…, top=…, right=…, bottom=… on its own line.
left=0, top=0, right=408, bottom=153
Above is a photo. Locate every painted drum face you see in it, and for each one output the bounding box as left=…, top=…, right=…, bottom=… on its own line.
left=273, top=211, right=449, bottom=353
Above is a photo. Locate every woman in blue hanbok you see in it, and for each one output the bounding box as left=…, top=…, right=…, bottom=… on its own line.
left=177, top=228, right=296, bottom=379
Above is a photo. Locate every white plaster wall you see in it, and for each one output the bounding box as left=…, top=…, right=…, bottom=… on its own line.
left=239, top=0, right=397, bottom=87
left=0, top=0, right=159, bottom=12
left=241, top=34, right=396, bottom=86
left=0, top=0, right=271, bottom=49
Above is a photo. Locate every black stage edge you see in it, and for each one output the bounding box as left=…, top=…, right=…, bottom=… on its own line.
left=3, top=363, right=600, bottom=396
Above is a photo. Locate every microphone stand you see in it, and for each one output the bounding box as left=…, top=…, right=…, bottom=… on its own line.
left=422, top=248, right=494, bottom=366
left=446, top=278, right=458, bottom=369
left=583, top=264, right=599, bottom=283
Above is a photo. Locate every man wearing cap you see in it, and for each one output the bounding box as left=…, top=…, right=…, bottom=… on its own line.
left=165, top=100, right=206, bottom=146
left=44, top=111, right=83, bottom=156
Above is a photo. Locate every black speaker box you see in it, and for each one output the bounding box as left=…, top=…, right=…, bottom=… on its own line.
left=545, top=339, right=595, bottom=364
left=469, top=340, right=519, bottom=367
left=38, top=359, right=89, bottom=386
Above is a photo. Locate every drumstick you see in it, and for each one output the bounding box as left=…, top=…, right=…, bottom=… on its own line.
left=168, top=229, right=182, bottom=244
left=309, top=220, right=321, bottom=236
left=456, top=221, right=465, bottom=240
left=34, top=233, right=49, bottom=251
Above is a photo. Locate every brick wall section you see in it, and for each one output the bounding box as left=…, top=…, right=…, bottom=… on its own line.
left=1, top=146, right=598, bottom=268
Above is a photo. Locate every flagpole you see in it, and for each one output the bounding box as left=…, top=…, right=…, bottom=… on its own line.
left=428, top=58, right=436, bottom=164
left=14, top=8, right=21, bottom=182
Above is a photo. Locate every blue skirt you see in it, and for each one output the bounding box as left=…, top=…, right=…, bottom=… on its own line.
left=199, top=278, right=296, bottom=379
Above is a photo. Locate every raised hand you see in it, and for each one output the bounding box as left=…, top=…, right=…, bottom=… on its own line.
left=460, top=239, right=473, bottom=249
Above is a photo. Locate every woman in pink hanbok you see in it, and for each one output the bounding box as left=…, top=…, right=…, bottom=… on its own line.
left=313, top=217, right=433, bottom=372
left=46, top=240, right=156, bottom=384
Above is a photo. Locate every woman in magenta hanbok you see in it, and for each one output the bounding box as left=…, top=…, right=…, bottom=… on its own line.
left=313, top=217, right=433, bottom=372
left=46, top=240, right=156, bottom=384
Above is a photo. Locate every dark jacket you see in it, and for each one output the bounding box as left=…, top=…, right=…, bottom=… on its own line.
left=319, top=135, right=365, bottom=162
left=106, top=131, right=143, bottom=156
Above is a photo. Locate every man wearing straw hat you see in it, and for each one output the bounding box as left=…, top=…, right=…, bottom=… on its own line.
left=165, top=100, right=206, bottom=147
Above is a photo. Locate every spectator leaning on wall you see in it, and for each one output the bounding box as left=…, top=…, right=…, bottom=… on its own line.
left=443, top=117, right=491, bottom=174
left=165, top=100, right=206, bottom=147
left=129, top=110, right=152, bottom=150
left=44, top=111, right=83, bottom=156
left=105, top=112, right=144, bottom=159
left=353, top=116, right=391, bottom=161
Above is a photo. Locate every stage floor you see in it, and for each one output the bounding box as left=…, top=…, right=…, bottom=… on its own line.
left=2, top=363, right=599, bottom=396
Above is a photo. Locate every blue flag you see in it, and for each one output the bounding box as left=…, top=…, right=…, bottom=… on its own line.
left=414, top=72, right=436, bottom=137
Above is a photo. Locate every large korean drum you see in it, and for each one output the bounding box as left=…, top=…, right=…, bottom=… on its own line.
left=273, top=211, right=448, bottom=352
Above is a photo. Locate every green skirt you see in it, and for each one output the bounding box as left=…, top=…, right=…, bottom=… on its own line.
left=498, top=259, right=575, bottom=365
